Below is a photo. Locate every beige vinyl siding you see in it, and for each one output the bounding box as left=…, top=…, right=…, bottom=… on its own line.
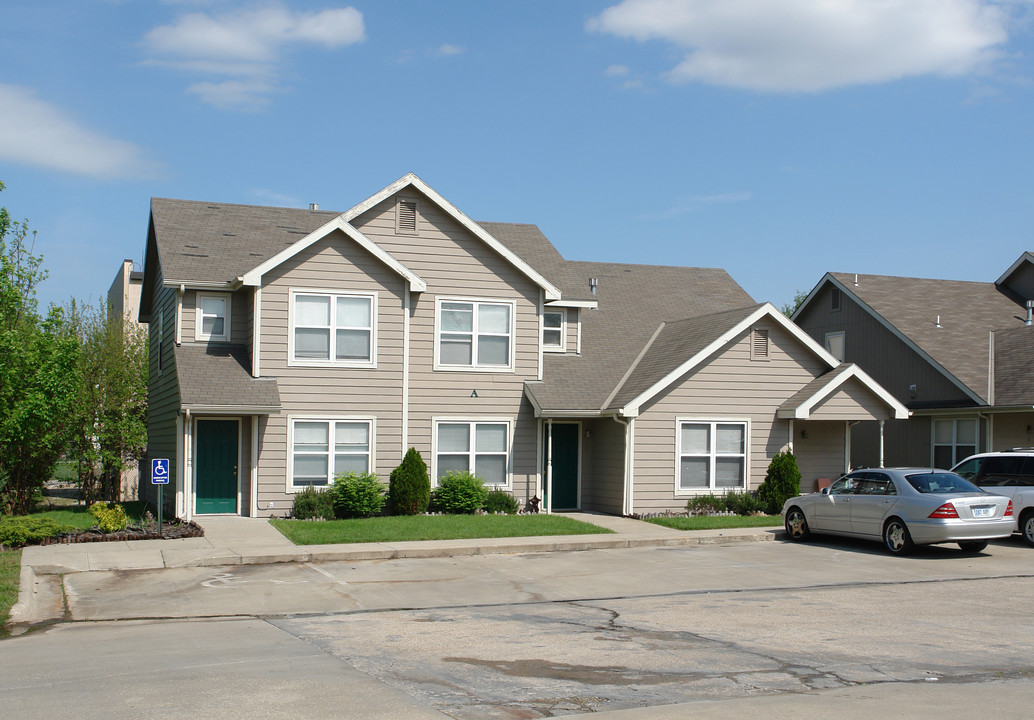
left=797, top=283, right=967, bottom=407
left=991, top=413, right=1034, bottom=451
left=582, top=418, right=625, bottom=514
left=795, top=421, right=846, bottom=491
left=255, top=229, right=408, bottom=508
left=806, top=378, right=896, bottom=421
left=143, top=269, right=180, bottom=517
left=631, top=321, right=830, bottom=514
left=353, top=191, right=542, bottom=493
left=566, top=309, right=579, bottom=354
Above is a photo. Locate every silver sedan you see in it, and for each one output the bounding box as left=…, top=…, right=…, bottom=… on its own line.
left=782, top=468, right=1014, bottom=554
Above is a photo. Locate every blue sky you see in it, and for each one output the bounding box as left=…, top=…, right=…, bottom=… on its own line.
left=2, top=0, right=1033, bottom=311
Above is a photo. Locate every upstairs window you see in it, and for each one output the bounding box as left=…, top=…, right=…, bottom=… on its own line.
left=292, top=291, right=375, bottom=366
left=543, top=310, right=565, bottom=351
left=437, top=299, right=513, bottom=370
left=196, top=293, right=230, bottom=342
left=825, top=331, right=845, bottom=361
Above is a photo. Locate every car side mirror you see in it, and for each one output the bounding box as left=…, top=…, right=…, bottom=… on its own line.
left=821, top=487, right=830, bottom=495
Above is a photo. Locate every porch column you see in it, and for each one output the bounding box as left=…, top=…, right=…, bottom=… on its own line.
left=879, top=419, right=885, bottom=468
left=545, top=418, right=553, bottom=514
left=844, top=421, right=852, bottom=475
left=788, top=419, right=794, bottom=454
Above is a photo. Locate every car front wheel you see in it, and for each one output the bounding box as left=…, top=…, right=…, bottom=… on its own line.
left=784, top=507, right=811, bottom=541
left=883, top=518, right=914, bottom=555
left=1021, top=511, right=1034, bottom=548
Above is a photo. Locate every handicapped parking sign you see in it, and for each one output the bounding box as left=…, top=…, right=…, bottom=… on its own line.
left=152, top=458, right=170, bottom=484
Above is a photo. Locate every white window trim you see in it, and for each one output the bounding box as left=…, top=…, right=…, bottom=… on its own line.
left=288, top=288, right=378, bottom=368
left=286, top=416, right=376, bottom=492
left=543, top=308, right=567, bottom=353
left=433, top=296, right=516, bottom=372
left=931, top=417, right=979, bottom=468
left=195, top=292, right=231, bottom=342
left=675, top=418, right=750, bottom=496
left=431, top=417, right=513, bottom=489
left=824, top=330, right=846, bottom=362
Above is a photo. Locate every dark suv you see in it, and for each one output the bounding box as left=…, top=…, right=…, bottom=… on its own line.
left=952, top=450, right=1034, bottom=546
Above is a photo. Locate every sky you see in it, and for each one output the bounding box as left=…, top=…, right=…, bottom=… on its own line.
left=2, top=0, right=1034, bottom=312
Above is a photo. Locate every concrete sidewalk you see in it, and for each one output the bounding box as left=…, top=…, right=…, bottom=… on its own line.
left=12, top=513, right=779, bottom=626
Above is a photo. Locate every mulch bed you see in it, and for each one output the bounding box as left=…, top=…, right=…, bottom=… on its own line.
left=39, top=522, right=205, bottom=545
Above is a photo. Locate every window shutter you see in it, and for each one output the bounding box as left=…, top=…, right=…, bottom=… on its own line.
left=752, top=328, right=769, bottom=360
left=397, top=199, right=417, bottom=234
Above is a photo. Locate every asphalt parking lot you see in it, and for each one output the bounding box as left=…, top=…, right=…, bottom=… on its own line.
left=20, top=535, right=1034, bottom=718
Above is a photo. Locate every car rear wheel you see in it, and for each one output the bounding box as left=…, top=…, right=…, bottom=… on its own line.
left=784, top=507, right=811, bottom=541
left=883, top=518, right=914, bottom=555
left=1021, top=511, right=1034, bottom=548
left=958, top=541, right=988, bottom=553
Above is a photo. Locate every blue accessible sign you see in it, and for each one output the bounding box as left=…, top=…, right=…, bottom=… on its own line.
left=152, top=458, right=170, bottom=484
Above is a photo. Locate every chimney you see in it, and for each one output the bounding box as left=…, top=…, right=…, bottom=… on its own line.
left=1026, top=300, right=1033, bottom=326
left=589, top=277, right=598, bottom=296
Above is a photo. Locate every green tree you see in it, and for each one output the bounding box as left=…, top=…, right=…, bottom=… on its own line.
left=781, top=288, right=810, bottom=317
left=0, top=182, right=81, bottom=514
left=756, top=450, right=803, bottom=515
left=66, top=298, right=148, bottom=505
left=388, top=448, right=430, bottom=515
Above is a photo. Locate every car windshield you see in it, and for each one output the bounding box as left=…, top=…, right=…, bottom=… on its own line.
left=904, top=472, right=981, bottom=494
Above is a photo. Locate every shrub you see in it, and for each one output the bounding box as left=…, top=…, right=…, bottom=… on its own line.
left=0, top=516, right=75, bottom=547
left=484, top=489, right=519, bottom=515
left=291, top=486, right=335, bottom=520
left=332, top=471, right=385, bottom=519
left=432, top=471, right=488, bottom=514
left=89, top=501, right=128, bottom=533
left=756, top=451, right=803, bottom=515
left=723, top=490, right=765, bottom=516
left=388, top=448, right=430, bottom=516
left=686, top=494, right=726, bottom=515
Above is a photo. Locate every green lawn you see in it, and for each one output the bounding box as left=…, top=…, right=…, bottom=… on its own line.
left=0, top=549, right=22, bottom=635
left=32, top=501, right=149, bottom=530
left=271, top=514, right=613, bottom=545
left=645, top=514, right=783, bottom=531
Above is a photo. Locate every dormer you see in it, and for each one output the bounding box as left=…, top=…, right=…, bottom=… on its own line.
left=996, top=251, right=1034, bottom=308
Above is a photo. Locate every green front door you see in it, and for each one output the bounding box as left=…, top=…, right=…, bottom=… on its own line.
left=548, top=423, right=579, bottom=510
left=196, top=419, right=239, bottom=514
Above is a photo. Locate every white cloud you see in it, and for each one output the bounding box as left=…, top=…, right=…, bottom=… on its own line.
left=606, top=64, right=631, bottom=76
left=433, top=43, right=465, bottom=57
left=0, top=84, right=158, bottom=180
left=144, top=3, right=365, bottom=109
left=588, top=0, right=1008, bottom=92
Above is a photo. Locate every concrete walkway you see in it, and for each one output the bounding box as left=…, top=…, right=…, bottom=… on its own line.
left=12, top=513, right=779, bottom=625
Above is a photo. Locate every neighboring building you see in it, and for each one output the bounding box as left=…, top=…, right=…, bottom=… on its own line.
left=107, top=259, right=145, bottom=501
left=138, top=174, right=906, bottom=520
left=792, top=253, right=1034, bottom=470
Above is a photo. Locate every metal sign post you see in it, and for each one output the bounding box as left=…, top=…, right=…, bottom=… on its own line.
left=151, top=459, right=170, bottom=537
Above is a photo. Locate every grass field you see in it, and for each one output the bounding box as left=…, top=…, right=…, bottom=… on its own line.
left=32, top=501, right=149, bottom=530
left=644, top=514, right=783, bottom=531
left=0, top=549, right=22, bottom=635
left=271, top=513, right=613, bottom=545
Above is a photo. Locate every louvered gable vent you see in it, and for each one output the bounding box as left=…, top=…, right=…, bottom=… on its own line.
left=396, top=198, right=418, bottom=234
left=752, top=327, right=769, bottom=360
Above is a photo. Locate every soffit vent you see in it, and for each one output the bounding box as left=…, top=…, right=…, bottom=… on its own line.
left=397, top=198, right=418, bottom=234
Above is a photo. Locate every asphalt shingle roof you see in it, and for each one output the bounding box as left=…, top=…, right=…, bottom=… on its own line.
left=175, top=344, right=281, bottom=411
left=829, top=272, right=1028, bottom=404
left=993, top=325, right=1034, bottom=405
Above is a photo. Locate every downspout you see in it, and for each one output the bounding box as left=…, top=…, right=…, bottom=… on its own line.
left=176, top=285, right=184, bottom=345
left=402, top=286, right=411, bottom=455
left=546, top=418, right=553, bottom=514
left=612, top=415, right=633, bottom=516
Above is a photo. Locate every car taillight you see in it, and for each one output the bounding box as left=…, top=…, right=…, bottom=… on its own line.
left=929, top=503, right=959, bottom=519
left=1006, top=500, right=1014, bottom=517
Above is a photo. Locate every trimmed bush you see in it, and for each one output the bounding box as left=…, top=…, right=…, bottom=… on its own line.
left=686, top=494, right=726, bottom=515
left=0, top=516, right=75, bottom=548
left=332, top=471, right=385, bottom=519
left=89, top=502, right=128, bottom=533
left=389, top=448, right=430, bottom=516
left=756, top=451, right=803, bottom=515
left=291, top=486, right=335, bottom=520
left=484, top=489, right=519, bottom=515
left=723, top=490, right=765, bottom=516
left=432, top=471, right=488, bottom=514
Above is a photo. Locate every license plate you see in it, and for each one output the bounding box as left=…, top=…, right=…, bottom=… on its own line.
left=972, top=506, right=994, bottom=518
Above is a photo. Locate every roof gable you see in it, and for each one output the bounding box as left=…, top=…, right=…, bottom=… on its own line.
left=777, top=363, right=908, bottom=419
